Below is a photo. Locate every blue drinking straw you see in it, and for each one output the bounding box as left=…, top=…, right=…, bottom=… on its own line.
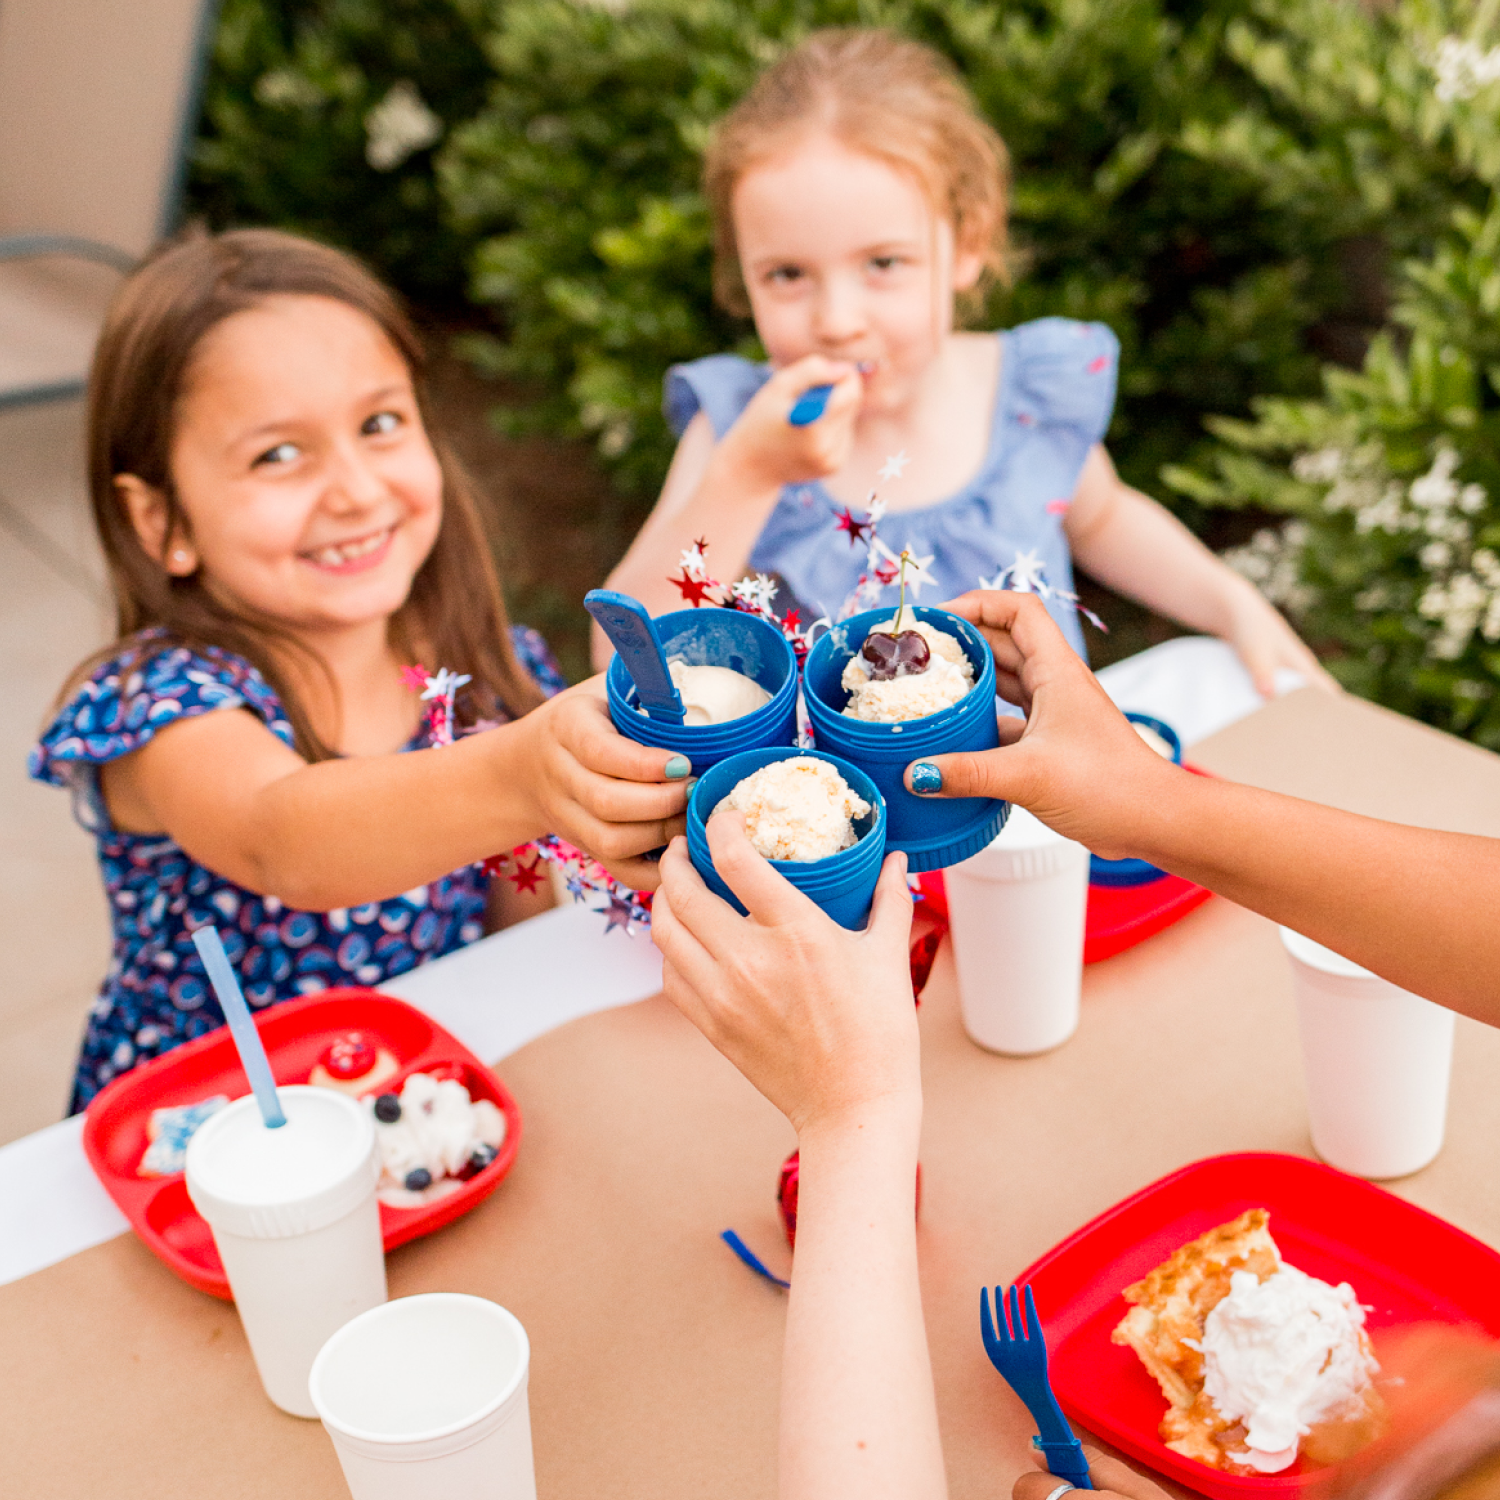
left=191, top=925, right=286, bottom=1129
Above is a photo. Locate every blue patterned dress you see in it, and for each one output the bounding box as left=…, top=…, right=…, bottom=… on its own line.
left=30, top=627, right=566, bottom=1113
left=664, top=318, right=1120, bottom=661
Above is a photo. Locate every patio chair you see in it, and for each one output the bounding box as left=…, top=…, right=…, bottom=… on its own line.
left=0, top=0, right=218, bottom=409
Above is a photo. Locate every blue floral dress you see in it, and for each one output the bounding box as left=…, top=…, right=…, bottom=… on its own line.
left=664, top=317, right=1119, bottom=661
left=30, top=627, right=566, bottom=1113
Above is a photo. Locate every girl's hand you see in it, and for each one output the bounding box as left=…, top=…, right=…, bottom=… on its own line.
left=509, top=681, right=692, bottom=891
left=711, top=353, right=863, bottom=495
left=1013, top=1447, right=1171, bottom=1500
left=1223, top=584, right=1340, bottom=698
left=903, top=590, right=1177, bottom=859
left=650, top=816, right=917, bottom=1138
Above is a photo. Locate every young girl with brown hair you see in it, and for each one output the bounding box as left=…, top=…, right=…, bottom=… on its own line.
left=31, top=229, right=690, bottom=1111
left=603, top=28, right=1331, bottom=697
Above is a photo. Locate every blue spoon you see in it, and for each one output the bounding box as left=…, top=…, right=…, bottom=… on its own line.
left=788, top=384, right=834, bottom=426
left=584, top=589, right=686, bottom=725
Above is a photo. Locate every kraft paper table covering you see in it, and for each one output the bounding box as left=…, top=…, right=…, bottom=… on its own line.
left=4, top=687, right=1499, bottom=1500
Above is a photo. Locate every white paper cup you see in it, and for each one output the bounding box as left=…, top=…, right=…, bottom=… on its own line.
left=945, top=808, right=1091, bottom=1055
left=1280, top=928, right=1456, bottom=1179
left=310, top=1294, right=537, bottom=1500
left=186, top=1086, right=386, bottom=1417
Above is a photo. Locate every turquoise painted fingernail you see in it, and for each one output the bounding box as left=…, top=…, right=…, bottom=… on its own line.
left=683, top=776, right=698, bottom=795
left=910, top=762, right=943, bottom=795
left=664, top=755, right=692, bottom=780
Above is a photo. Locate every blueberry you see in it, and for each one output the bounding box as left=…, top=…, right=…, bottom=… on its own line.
left=373, top=1093, right=401, bottom=1124
left=404, top=1167, right=433, bottom=1191
left=469, top=1143, right=498, bottom=1172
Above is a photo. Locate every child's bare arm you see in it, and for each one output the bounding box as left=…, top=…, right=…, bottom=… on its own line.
left=1064, top=446, right=1335, bottom=696
left=102, top=681, right=689, bottom=908
left=598, top=356, right=861, bottom=667
left=912, top=591, right=1500, bottom=1029
left=651, top=822, right=946, bottom=1500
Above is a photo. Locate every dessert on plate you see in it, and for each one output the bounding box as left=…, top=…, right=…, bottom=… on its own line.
left=367, top=1070, right=507, bottom=1207
left=840, top=611, right=975, bottom=723
left=721, top=756, right=872, bottom=862
left=308, top=1031, right=399, bottom=1096
left=1113, top=1209, right=1387, bottom=1475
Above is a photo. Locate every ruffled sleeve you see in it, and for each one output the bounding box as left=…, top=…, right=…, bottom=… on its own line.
left=29, top=636, right=294, bottom=791
left=663, top=353, right=772, bottom=439
left=1005, top=317, right=1119, bottom=448
left=509, top=624, right=567, bottom=697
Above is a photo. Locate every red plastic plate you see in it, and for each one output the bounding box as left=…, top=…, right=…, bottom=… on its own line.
left=82, top=989, right=522, bottom=1300
left=1014, top=1152, right=1500, bottom=1500
left=1084, top=876, right=1213, bottom=965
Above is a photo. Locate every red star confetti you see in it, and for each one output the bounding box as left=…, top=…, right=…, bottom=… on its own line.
left=668, top=569, right=718, bottom=607
left=835, top=506, right=871, bottom=547
left=508, top=857, right=546, bottom=895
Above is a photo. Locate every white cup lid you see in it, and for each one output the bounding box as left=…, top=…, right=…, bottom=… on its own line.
left=186, top=1085, right=378, bottom=1239
left=989, top=806, right=1069, bottom=850
left=1278, top=926, right=1371, bottom=979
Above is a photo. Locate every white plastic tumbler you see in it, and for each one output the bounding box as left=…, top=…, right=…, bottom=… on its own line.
left=310, top=1293, right=537, bottom=1500
left=945, top=808, right=1091, bottom=1055
left=185, top=1085, right=386, bottom=1417
left=1280, top=927, right=1455, bottom=1179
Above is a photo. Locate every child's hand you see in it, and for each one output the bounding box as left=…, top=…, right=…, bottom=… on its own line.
left=1224, top=585, right=1341, bottom=698
left=650, top=815, right=917, bottom=1137
left=711, top=353, right=863, bottom=494
left=509, top=681, right=691, bottom=890
left=903, top=591, right=1176, bottom=860
left=1013, top=1446, right=1171, bottom=1500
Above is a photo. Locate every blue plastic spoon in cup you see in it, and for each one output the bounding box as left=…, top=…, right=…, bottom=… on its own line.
left=584, top=589, right=686, bottom=726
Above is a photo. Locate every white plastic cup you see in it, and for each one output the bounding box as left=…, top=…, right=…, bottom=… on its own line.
left=1280, top=928, right=1456, bottom=1179
left=185, top=1085, right=386, bottom=1417
left=944, top=808, right=1091, bottom=1055
left=310, top=1293, right=537, bottom=1500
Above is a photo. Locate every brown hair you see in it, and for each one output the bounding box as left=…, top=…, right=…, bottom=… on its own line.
left=76, top=227, right=545, bottom=760
left=704, top=28, right=1011, bottom=318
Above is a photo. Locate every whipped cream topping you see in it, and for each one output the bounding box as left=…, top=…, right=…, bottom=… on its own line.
left=840, top=615, right=975, bottom=723
left=1199, top=1265, right=1377, bottom=1471
left=368, top=1072, right=505, bottom=1205
left=721, top=756, right=871, bottom=862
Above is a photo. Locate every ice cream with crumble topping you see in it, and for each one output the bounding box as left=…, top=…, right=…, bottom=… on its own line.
left=841, top=613, right=975, bottom=723
left=720, top=756, right=872, bottom=862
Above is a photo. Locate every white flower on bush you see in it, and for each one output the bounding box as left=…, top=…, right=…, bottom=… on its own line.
left=1224, top=522, right=1314, bottom=614
left=1432, top=36, right=1500, bottom=102
left=364, top=81, right=442, bottom=172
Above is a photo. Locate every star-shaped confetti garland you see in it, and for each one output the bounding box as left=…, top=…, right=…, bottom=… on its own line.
left=403, top=669, right=656, bottom=936
left=835, top=506, right=871, bottom=547
left=979, top=550, right=1108, bottom=632
left=507, top=856, right=547, bottom=896
left=400, top=663, right=472, bottom=747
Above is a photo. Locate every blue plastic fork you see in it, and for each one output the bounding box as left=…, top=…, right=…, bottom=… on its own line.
left=980, top=1284, right=1093, bottom=1489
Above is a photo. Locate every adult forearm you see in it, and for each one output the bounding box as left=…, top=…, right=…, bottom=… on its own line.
left=231, top=728, right=543, bottom=909
left=780, top=1101, right=946, bottom=1500
left=1130, top=768, right=1500, bottom=1025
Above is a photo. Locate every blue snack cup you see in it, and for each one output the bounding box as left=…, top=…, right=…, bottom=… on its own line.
left=605, top=608, right=798, bottom=774
left=1089, top=713, right=1183, bottom=887
left=802, top=606, right=1008, bottom=872
left=687, top=748, right=887, bottom=930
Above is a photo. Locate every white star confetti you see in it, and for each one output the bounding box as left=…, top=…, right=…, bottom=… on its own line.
left=878, top=451, right=910, bottom=482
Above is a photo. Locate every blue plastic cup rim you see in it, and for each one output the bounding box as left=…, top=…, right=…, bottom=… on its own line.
left=605, top=607, right=800, bottom=759
left=802, top=605, right=998, bottom=747
left=687, top=747, right=886, bottom=882
left=1089, top=712, right=1183, bottom=886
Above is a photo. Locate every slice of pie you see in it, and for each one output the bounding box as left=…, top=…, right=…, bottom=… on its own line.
left=1112, top=1210, right=1385, bottom=1475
